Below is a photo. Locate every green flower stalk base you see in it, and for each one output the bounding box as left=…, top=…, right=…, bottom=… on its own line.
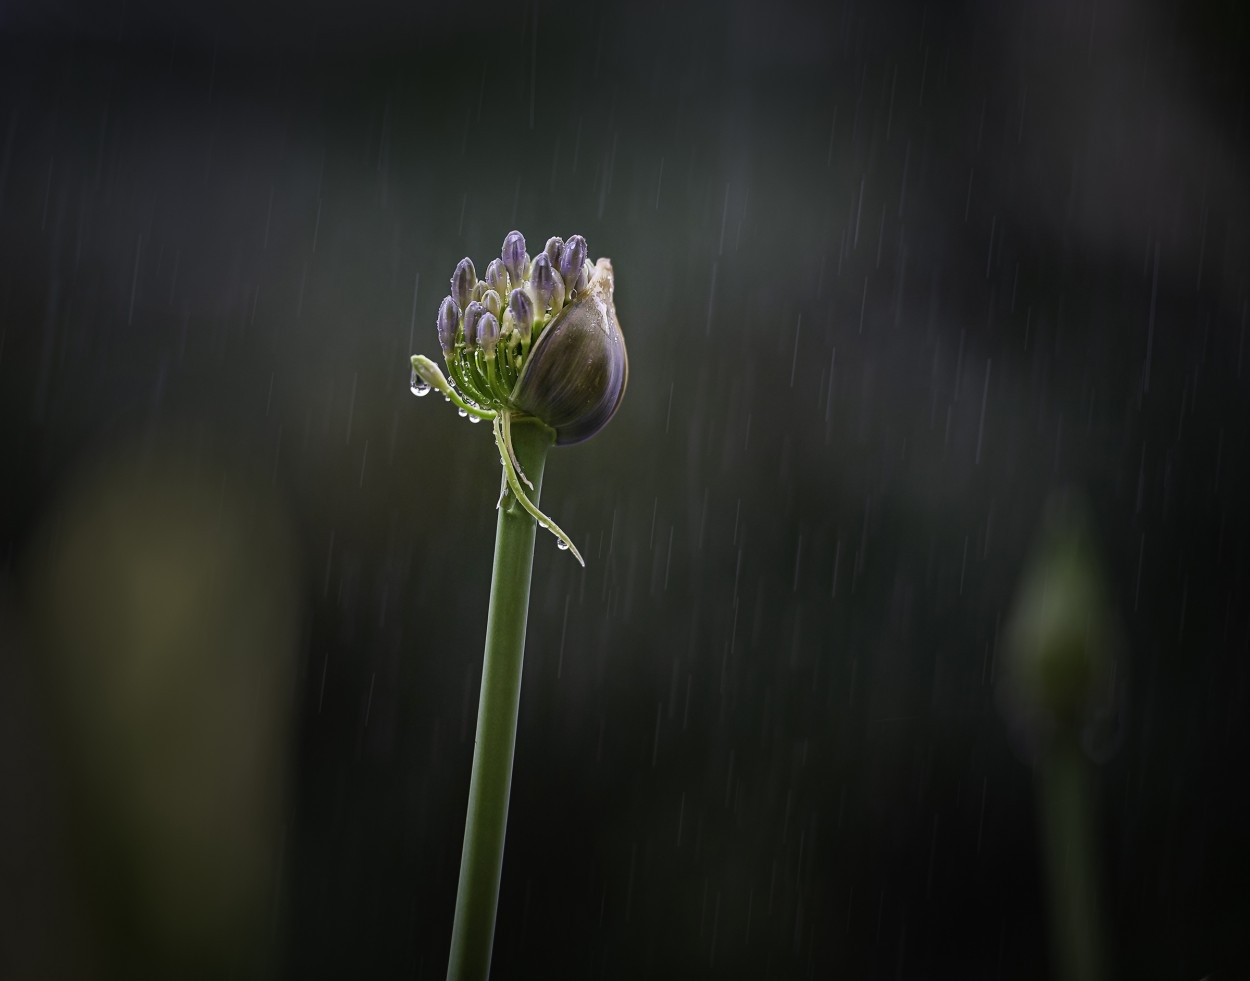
left=1038, top=734, right=1106, bottom=981
left=446, top=418, right=551, bottom=981
left=408, top=231, right=627, bottom=981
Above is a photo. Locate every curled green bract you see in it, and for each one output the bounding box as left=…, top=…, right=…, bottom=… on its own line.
left=409, top=231, right=627, bottom=565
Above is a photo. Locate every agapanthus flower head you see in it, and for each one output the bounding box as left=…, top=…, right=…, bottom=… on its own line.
left=408, top=230, right=628, bottom=564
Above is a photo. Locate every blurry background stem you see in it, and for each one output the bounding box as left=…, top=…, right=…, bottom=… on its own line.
left=446, top=419, right=552, bottom=981
left=1038, top=731, right=1106, bottom=981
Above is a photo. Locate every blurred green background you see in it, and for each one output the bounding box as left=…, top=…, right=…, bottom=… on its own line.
left=1, top=0, right=1248, bottom=978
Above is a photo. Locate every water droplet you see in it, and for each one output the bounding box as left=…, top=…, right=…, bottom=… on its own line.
left=469, top=414, right=482, bottom=424
left=458, top=407, right=468, bottom=418
left=557, top=539, right=570, bottom=551
left=409, top=367, right=431, bottom=397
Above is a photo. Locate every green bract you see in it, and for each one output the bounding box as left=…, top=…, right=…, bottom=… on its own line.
left=410, top=231, right=628, bottom=565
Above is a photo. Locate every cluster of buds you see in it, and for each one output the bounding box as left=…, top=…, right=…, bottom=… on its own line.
left=409, top=230, right=627, bottom=565
left=432, top=231, right=594, bottom=410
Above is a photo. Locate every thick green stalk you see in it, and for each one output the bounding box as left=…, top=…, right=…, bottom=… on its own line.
left=1038, top=733, right=1106, bottom=981
left=446, top=419, right=553, bottom=981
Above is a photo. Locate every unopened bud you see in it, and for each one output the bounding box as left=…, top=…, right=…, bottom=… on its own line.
left=508, top=287, right=534, bottom=334
left=544, top=236, right=564, bottom=267
left=463, top=300, right=486, bottom=348
left=451, top=257, right=476, bottom=310
left=437, top=296, right=459, bottom=355
left=502, top=230, right=527, bottom=284
left=478, top=311, right=500, bottom=354
left=485, top=258, right=508, bottom=292
left=558, top=234, right=587, bottom=293
left=530, top=252, right=557, bottom=309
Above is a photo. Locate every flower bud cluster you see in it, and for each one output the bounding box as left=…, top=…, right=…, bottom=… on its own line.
left=409, top=229, right=625, bottom=565
left=434, top=229, right=596, bottom=411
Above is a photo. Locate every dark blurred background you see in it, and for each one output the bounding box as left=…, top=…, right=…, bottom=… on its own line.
left=1, top=0, right=1248, bottom=978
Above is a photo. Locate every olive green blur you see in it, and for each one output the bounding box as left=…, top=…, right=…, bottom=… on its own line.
left=22, top=441, right=298, bottom=980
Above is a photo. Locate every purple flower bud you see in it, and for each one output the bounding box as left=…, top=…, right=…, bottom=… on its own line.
left=478, top=311, right=500, bottom=354
left=481, top=288, right=502, bottom=319
left=529, top=252, right=557, bottom=308
left=485, top=258, right=508, bottom=292
left=508, top=287, right=534, bottom=334
left=558, top=234, right=587, bottom=292
left=463, top=300, right=485, bottom=348
left=544, top=236, right=564, bottom=267
left=436, top=296, right=459, bottom=355
left=451, top=257, right=476, bottom=309
left=502, top=229, right=527, bottom=283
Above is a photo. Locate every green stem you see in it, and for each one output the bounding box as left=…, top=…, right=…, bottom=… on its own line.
left=1038, top=733, right=1106, bottom=981
left=446, top=419, right=553, bottom=981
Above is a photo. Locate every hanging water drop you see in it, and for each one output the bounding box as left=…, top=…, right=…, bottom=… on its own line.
left=458, top=407, right=469, bottom=418
left=469, top=414, right=482, bottom=424
left=410, top=367, right=431, bottom=397
left=556, top=539, right=570, bottom=551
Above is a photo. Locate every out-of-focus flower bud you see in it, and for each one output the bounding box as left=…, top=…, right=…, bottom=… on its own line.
left=1000, top=495, right=1118, bottom=752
